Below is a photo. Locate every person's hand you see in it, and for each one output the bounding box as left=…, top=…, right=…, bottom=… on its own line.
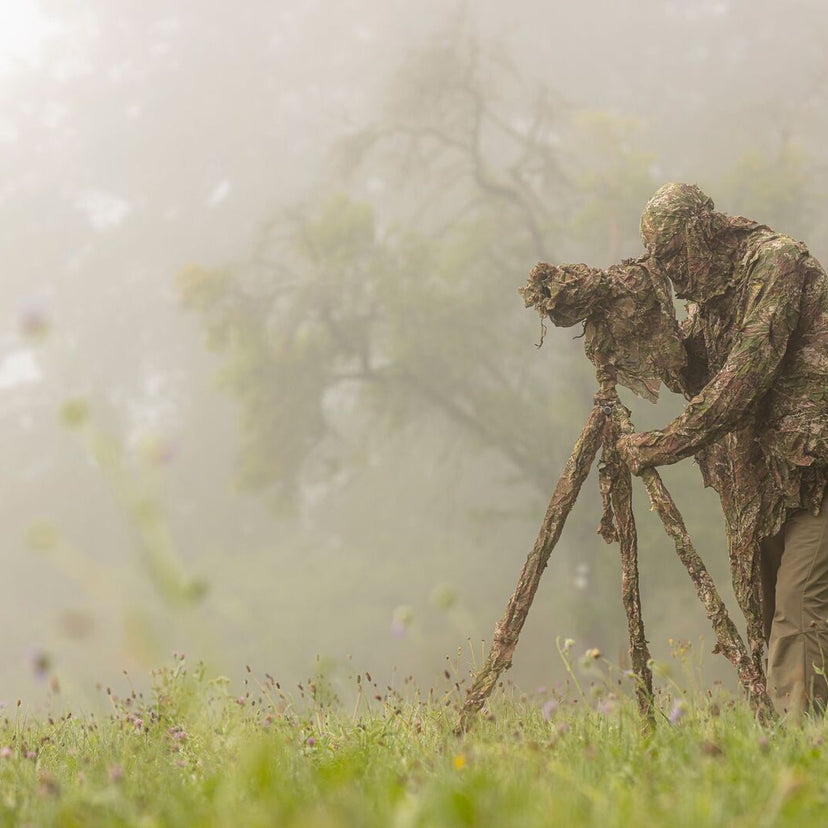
left=615, top=432, right=654, bottom=476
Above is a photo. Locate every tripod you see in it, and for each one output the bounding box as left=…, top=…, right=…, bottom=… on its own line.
left=457, top=365, right=773, bottom=732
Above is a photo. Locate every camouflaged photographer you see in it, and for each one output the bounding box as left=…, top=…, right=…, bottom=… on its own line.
left=524, top=183, right=828, bottom=718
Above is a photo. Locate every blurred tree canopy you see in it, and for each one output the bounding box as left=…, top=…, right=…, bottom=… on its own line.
left=177, top=28, right=660, bottom=508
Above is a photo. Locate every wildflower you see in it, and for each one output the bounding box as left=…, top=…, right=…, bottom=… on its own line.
left=0, top=747, right=11, bottom=759
left=573, top=562, right=589, bottom=590
left=541, top=699, right=558, bottom=721
left=28, top=649, right=52, bottom=681
left=236, top=696, right=246, bottom=707
left=18, top=298, right=51, bottom=342
left=59, top=399, right=89, bottom=429
left=596, top=695, right=618, bottom=716
left=108, top=765, right=123, bottom=783
left=669, top=700, right=688, bottom=723
left=133, top=431, right=177, bottom=466
left=430, top=584, right=458, bottom=610
left=758, top=735, right=770, bottom=753
left=452, top=754, right=466, bottom=770
left=391, top=605, right=413, bottom=638
left=579, top=648, right=605, bottom=674
left=305, top=736, right=316, bottom=747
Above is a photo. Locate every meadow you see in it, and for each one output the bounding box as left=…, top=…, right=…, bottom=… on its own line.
left=1, top=646, right=827, bottom=827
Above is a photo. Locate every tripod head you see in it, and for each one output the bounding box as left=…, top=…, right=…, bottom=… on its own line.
left=520, top=256, right=686, bottom=402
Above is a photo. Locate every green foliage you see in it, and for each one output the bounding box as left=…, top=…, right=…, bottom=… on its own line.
left=719, top=142, right=817, bottom=238
left=29, top=402, right=211, bottom=672
left=58, top=399, right=90, bottom=430
left=55, top=402, right=206, bottom=607
left=568, top=111, right=658, bottom=262
left=3, top=657, right=828, bottom=826
left=176, top=34, right=657, bottom=505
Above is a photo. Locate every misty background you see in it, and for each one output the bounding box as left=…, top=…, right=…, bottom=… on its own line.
left=1, top=0, right=827, bottom=706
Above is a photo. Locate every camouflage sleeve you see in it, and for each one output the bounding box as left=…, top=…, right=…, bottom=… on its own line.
left=632, top=241, right=805, bottom=468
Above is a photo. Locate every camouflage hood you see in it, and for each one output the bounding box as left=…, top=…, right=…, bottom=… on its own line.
left=521, top=257, right=686, bottom=401
left=640, top=182, right=757, bottom=304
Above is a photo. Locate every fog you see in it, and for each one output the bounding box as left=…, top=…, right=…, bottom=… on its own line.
left=1, top=0, right=826, bottom=706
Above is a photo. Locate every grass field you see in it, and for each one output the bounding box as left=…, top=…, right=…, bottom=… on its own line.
left=1, top=649, right=828, bottom=827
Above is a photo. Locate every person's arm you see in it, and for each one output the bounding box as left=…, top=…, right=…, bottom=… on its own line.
left=619, top=240, right=804, bottom=471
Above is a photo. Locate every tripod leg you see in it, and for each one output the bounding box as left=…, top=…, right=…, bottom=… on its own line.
left=721, top=502, right=768, bottom=691
left=614, top=406, right=774, bottom=720
left=728, top=535, right=766, bottom=688
left=601, top=426, right=655, bottom=725
left=456, top=406, right=606, bottom=733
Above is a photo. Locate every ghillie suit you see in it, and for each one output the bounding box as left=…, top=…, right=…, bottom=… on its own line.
left=527, top=183, right=828, bottom=715
left=634, top=184, right=828, bottom=714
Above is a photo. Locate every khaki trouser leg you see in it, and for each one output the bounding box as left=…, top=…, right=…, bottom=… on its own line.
left=761, top=493, right=828, bottom=717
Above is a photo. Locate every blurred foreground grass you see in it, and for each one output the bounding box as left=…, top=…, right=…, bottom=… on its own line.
left=1, top=654, right=828, bottom=827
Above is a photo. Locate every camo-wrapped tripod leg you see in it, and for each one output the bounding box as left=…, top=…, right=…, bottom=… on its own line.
left=457, top=405, right=606, bottom=733
left=597, top=391, right=655, bottom=725
left=614, top=404, right=774, bottom=721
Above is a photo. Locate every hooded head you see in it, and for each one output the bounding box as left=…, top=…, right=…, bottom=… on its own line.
left=640, top=182, right=733, bottom=302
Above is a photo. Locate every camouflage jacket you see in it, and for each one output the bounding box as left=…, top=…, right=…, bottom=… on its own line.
left=523, top=229, right=828, bottom=538
left=638, top=224, right=828, bottom=536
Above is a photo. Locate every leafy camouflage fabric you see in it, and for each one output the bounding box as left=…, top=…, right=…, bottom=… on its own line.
left=520, top=258, right=686, bottom=401
left=632, top=182, right=828, bottom=674
left=523, top=198, right=828, bottom=678
left=635, top=183, right=828, bottom=533
left=640, top=182, right=735, bottom=304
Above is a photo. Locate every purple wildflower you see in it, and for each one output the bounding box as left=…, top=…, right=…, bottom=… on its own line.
left=541, top=699, right=558, bottom=721
left=18, top=298, right=51, bottom=341
left=669, top=700, right=688, bottom=724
